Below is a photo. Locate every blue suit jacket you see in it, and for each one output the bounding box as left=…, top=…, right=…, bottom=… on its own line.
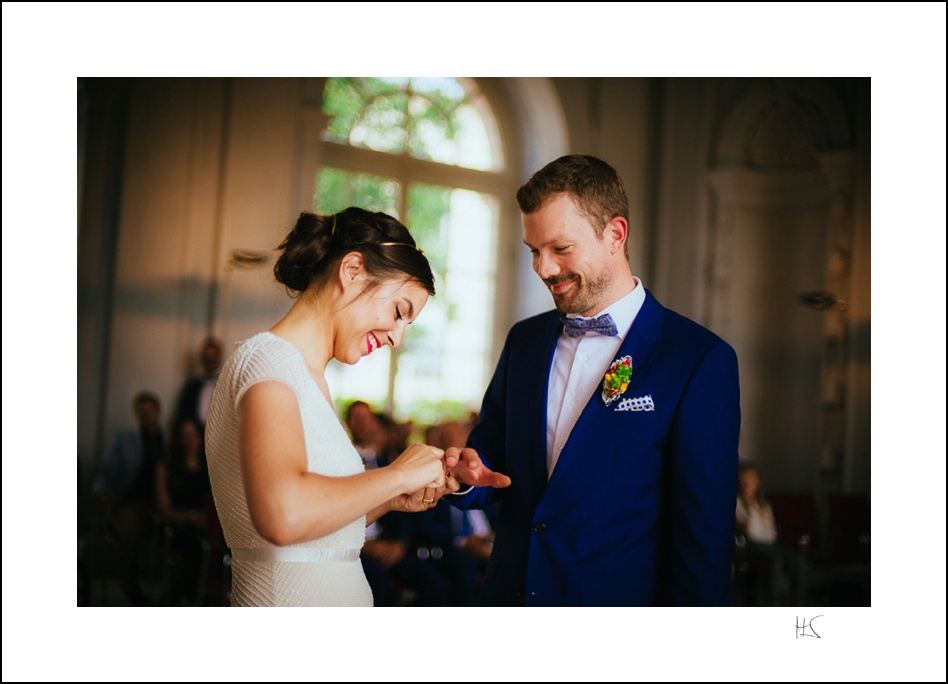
left=451, top=290, right=740, bottom=606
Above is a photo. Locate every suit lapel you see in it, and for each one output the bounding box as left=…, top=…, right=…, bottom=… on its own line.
left=546, top=291, right=665, bottom=491
left=522, top=313, right=563, bottom=491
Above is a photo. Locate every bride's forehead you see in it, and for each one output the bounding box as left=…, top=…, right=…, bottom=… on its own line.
left=368, top=279, right=427, bottom=312
left=380, top=278, right=427, bottom=298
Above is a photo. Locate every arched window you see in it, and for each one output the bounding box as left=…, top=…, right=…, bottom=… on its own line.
left=301, top=77, right=507, bottom=423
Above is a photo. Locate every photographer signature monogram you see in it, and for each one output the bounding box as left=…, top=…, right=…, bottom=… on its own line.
left=795, top=615, right=822, bottom=639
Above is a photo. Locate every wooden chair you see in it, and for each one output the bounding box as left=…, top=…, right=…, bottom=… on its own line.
left=813, top=492, right=870, bottom=606
left=765, top=490, right=820, bottom=605
left=195, top=492, right=231, bottom=606
left=826, top=492, right=870, bottom=566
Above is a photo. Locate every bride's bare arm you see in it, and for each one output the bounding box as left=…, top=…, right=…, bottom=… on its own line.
left=238, top=381, right=444, bottom=546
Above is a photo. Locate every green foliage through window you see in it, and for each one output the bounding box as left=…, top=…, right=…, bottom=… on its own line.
left=322, top=77, right=493, bottom=170
left=314, top=168, right=400, bottom=217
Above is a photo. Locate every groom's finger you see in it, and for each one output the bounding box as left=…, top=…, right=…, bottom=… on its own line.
left=444, top=447, right=461, bottom=469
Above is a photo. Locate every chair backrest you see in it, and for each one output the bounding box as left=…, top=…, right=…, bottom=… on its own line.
left=827, top=492, right=870, bottom=564
left=828, top=492, right=870, bottom=529
left=766, top=490, right=820, bottom=553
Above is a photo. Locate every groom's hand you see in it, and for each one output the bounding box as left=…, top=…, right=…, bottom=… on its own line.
left=445, top=447, right=512, bottom=489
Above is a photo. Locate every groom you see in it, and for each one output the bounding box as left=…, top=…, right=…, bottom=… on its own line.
left=446, top=155, right=741, bottom=606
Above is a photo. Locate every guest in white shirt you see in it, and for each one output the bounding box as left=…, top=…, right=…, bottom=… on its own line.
left=736, top=463, right=800, bottom=605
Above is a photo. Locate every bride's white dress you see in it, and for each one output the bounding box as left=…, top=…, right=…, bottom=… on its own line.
left=205, top=332, right=372, bottom=606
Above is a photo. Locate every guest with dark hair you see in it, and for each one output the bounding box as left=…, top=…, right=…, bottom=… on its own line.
left=93, top=390, right=166, bottom=605
left=377, top=411, right=415, bottom=466
left=345, top=399, right=387, bottom=470
left=426, top=419, right=496, bottom=605
left=155, top=417, right=215, bottom=605
left=173, top=336, right=223, bottom=428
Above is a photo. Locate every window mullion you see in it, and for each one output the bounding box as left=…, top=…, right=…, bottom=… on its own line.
left=315, top=141, right=512, bottom=197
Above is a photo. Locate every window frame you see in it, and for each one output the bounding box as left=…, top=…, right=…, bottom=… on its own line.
left=296, top=77, right=517, bottom=418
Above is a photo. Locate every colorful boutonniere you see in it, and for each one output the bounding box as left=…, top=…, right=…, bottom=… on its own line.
left=602, top=355, right=633, bottom=406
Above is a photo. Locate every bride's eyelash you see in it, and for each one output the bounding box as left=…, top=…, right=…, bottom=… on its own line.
left=395, top=305, right=403, bottom=321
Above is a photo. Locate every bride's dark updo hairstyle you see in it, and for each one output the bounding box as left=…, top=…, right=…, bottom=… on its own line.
left=273, top=207, right=435, bottom=298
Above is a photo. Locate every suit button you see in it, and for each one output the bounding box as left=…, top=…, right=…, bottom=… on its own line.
left=533, top=522, right=546, bottom=533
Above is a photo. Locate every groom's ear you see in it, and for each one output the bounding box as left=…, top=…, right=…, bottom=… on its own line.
left=605, top=216, right=628, bottom=255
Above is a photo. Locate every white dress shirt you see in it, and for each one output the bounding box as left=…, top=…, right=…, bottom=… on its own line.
left=546, top=278, right=646, bottom=476
left=197, top=376, right=218, bottom=424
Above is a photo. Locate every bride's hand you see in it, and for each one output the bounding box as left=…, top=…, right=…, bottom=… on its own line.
left=388, top=442, right=446, bottom=494
left=391, top=457, right=461, bottom=513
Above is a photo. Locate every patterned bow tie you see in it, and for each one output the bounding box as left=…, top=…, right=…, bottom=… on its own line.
left=561, top=313, right=619, bottom=338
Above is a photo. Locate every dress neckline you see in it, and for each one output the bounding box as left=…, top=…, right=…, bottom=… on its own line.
left=256, top=331, right=337, bottom=414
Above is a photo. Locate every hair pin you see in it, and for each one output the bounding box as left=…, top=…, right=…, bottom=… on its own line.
left=378, top=242, right=424, bottom=255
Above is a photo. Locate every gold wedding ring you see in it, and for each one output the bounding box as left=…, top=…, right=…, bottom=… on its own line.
left=423, top=498, right=435, bottom=504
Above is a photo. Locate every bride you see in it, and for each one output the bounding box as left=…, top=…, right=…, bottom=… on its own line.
left=205, top=207, right=455, bottom=606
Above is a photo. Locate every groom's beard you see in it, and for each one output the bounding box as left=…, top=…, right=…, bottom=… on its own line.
left=545, top=269, right=612, bottom=315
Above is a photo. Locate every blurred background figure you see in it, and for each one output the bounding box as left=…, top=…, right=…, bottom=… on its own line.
left=92, top=390, right=166, bottom=605
left=378, top=412, right=415, bottom=466
left=345, top=399, right=447, bottom=607
left=440, top=417, right=498, bottom=565
left=154, top=417, right=217, bottom=605
left=173, top=336, right=223, bottom=429
left=344, top=400, right=387, bottom=470
left=404, top=418, right=496, bottom=606
left=350, top=402, right=446, bottom=606
left=360, top=507, right=448, bottom=607
left=735, top=462, right=799, bottom=606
